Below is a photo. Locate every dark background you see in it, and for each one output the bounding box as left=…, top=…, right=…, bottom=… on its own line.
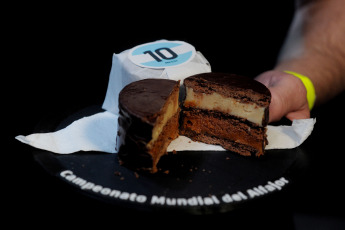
left=5, top=2, right=345, bottom=229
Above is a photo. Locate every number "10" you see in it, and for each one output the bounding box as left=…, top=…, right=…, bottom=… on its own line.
left=143, top=47, right=178, bottom=62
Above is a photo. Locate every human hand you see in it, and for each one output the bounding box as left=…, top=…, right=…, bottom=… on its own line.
left=255, top=70, right=310, bottom=123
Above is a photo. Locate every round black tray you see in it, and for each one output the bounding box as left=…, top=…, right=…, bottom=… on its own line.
left=32, top=105, right=307, bottom=214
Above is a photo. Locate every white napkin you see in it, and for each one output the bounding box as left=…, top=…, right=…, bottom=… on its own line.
left=15, top=40, right=316, bottom=154
left=16, top=111, right=118, bottom=154
left=265, top=118, right=316, bottom=150
left=15, top=110, right=315, bottom=154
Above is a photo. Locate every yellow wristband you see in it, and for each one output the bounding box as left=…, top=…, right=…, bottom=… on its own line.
left=284, top=71, right=316, bottom=110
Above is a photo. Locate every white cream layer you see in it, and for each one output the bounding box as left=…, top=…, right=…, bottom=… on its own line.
left=184, top=87, right=265, bottom=126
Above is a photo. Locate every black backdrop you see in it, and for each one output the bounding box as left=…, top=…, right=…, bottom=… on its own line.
left=8, top=2, right=294, bottom=131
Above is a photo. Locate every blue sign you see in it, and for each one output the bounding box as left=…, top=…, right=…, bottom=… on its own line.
left=128, top=40, right=196, bottom=69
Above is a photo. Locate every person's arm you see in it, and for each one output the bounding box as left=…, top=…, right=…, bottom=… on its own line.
left=255, top=0, right=345, bottom=122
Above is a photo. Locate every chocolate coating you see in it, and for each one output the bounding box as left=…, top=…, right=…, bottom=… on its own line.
left=119, top=79, right=179, bottom=125
left=183, top=73, right=271, bottom=107
left=116, top=79, right=180, bottom=171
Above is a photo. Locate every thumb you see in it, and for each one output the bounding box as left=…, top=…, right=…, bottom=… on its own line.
left=285, top=106, right=310, bottom=121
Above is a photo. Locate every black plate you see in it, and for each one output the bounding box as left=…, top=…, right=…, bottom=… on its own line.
left=32, top=105, right=307, bottom=214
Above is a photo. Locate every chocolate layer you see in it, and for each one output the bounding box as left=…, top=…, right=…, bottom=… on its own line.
left=181, top=129, right=260, bottom=156
left=183, top=73, right=271, bottom=107
left=180, top=108, right=267, bottom=156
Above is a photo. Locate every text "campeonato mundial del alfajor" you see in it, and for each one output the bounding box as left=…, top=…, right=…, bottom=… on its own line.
left=60, top=170, right=289, bottom=207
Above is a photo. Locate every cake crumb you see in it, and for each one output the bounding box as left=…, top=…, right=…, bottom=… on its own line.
left=120, top=177, right=125, bottom=180
left=172, top=150, right=177, bottom=154
left=226, top=156, right=230, bottom=160
left=134, top=172, right=139, bottom=178
left=114, top=171, right=121, bottom=176
left=163, top=170, right=170, bottom=174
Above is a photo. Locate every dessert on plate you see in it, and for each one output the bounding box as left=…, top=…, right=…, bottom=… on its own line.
left=116, top=73, right=271, bottom=173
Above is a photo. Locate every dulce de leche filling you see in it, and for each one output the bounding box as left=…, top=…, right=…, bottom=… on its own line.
left=145, top=86, right=180, bottom=172
left=184, top=87, right=266, bottom=126
left=146, top=88, right=180, bottom=150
